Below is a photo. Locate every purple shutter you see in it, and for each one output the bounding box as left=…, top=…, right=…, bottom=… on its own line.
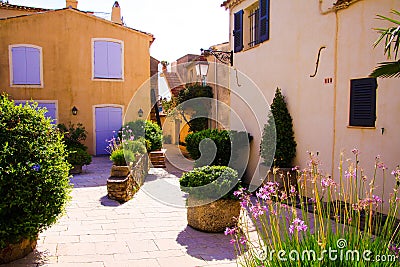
left=107, top=42, right=122, bottom=79
left=258, top=0, right=270, bottom=42
left=12, top=47, right=27, bottom=84
left=94, top=41, right=108, bottom=78
left=233, top=10, right=244, bottom=53
left=26, top=47, right=41, bottom=85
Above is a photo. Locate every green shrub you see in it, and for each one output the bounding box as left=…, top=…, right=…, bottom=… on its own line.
left=261, top=88, right=296, bottom=167
left=121, top=120, right=162, bottom=152
left=0, top=95, right=71, bottom=248
left=58, top=123, right=91, bottom=166
left=110, top=148, right=136, bottom=166
left=123, top=139, right=147, bottom=155
left=68, top=148, right=92, bottom=166
left=179, top=166, right=240, bottom=200
left=185, top=129, right=250, bottom=167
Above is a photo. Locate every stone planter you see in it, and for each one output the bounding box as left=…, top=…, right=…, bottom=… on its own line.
left=110, top=165, right=130, bottom=177
left=0, top=237, right=37, bottom=264
left=187, top=197, right=241, bottom=232
left=69, top=164, right=82, bottom=174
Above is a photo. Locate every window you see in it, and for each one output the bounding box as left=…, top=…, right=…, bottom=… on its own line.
left=9, top=45, right=42, bottom=86
left=14, top=100, right=57, bottom=123
left=233, top=0, right=269, bottom=52
left=248, top=7, right=260, bottom=47
left=349, top=78, right=377, bottom=127
left=93, top=39, right=123, bottom=80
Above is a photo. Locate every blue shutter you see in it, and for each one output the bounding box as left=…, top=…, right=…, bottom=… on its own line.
left=233, top=10, right=244, bottom=53
left=107, top=42, right=122, bottom=79
left=349, top=78, right=377, bottom=127
left=12, top=47, right=27, bottom=84
left=258, top=0, right=270, bottom=42
left=25, top=47, right=41, bottom=85
left=94, top=41, right=108, bottom=78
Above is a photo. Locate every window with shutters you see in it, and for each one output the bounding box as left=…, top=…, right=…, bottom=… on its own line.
left=92, top=39, right=124, bottom=80
left=233, top=0, right=269, bottom=52
left=349, top=78, right=377, bottom=127
left=9, top=44, right=43, bottom=87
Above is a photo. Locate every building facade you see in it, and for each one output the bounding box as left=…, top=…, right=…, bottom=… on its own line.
left=0, top=1, right=154, bottom=155
left=222, top=0, right=399, bottom=206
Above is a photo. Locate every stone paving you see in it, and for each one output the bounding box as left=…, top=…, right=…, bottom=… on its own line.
left=9, top=144, right=237, bottom=267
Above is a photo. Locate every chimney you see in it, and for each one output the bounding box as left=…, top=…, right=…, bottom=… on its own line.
left=111, top=1, right=122, bottom=24
left=66, top=0, right=78, bottom=9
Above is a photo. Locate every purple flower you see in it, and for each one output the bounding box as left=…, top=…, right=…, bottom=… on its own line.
left=289, top=218, right=307, bottom=234
left=250, top=203, right=265, bottom=219
left=372, top=195, right=383, bottom=203
left=229, top=239, right=236, bottom=245
left=224, top=227, right=236, bottom=236
left=345, top=170, right=356, bottom=179
left=321, top=177, right=337, bottom=189
left=351, top=148, right=359, bottom=155
left=239, top=236, right=247, bottom=245
left=32, top=164, right=40, bottom=172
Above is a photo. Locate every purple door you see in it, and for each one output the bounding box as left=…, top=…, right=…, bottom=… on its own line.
left=95, top=107, right=122, bottom=155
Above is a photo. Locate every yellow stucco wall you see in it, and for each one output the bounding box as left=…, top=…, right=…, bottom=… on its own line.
left=227, top=0, right=399, bottom=208
left=0, top=9, right=152, bottom=154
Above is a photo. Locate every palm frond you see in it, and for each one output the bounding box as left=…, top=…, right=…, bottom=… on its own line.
left=370, top=61, right=400, bottom=78
left=374, top=10, right=400, bottom=59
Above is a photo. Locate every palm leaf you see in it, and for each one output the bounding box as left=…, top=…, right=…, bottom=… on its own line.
left=374, top=10, right=400, bottom=59
left=370, top=60, right=400, bottom=78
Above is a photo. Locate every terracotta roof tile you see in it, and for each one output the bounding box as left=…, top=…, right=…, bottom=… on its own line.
left=162, top=72, right=185, bottom=97
left=0, top=2, right=50, bottom=12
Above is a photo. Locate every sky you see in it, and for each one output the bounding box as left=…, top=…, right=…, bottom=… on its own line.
left=8, top=0, right=230, bottom=63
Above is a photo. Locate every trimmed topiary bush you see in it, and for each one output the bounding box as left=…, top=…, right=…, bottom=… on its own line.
left=121, top=120, right=162, bottom=152
left=261, top=88, right=296, bottom=167
left=179, top=166, right=240, bottom=200
left=0, top=95, right=71, bottom=250
left=185, top=129, right=251, bottom=167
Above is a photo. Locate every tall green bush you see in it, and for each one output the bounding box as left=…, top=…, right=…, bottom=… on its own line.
left=185, top=129, right=250, bottom=168
left=0, top=95, right=71, bottom=248
left=58, top=123, right=91, bottom=166
left=261, top=88, right=296, bottom=167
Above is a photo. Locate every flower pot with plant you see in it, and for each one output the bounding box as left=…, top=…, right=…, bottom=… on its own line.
left=260, top=88, right=297, bottom=193
left=179, top=166, right=241, bottom=232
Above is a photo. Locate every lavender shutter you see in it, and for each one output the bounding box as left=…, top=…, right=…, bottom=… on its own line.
left=12, top=47, right=27, bottom=84
left=94, top=41, right=108, bottom=78
left=107, top=42, right=122, bottom=79
left=26, top=47, right=41, bottom=85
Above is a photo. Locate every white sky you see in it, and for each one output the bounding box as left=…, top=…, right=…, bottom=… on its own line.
left=7, top=0, right=230, bottom=63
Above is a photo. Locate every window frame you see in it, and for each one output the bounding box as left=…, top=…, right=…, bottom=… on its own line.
left=8, top=44, right=44, bottom=88
left=91, top=38, right=124, bottom=81
left=14, top=100, right=58, bottom=123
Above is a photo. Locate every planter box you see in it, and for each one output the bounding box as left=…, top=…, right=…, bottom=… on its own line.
left=0, top=237, right=37, bottom=264
left=107, top=154, right=149, bottom=203
left=187, top=197, right=240, bottom=232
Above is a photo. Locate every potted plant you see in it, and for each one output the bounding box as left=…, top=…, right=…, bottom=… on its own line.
left=179, top=166, right=241, bottom=232
left=0, top=96, right=71, bottom=264
left=58, top=123, right=92, bottom=174
left=260, top=88, right=297, bottom=192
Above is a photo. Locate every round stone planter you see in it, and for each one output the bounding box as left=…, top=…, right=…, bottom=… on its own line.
left=187, top=197, right=240, bottom=232
left=0, top=237, right=37, bottom=264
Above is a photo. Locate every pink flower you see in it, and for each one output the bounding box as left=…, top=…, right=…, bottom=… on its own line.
left=239, top=236, right=247, bottom=245
left=229, top=239, right=236, bottom=244
left=250, top=203, right=265, bottom=219
left=351, top=148, right=359, bottom=155
left=289, top=218, right=307, bottom=234
left=224, top=227, right=236, bottom=236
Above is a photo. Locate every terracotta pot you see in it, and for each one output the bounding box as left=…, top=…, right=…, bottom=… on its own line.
left=0, top=237, right=37, bottom=264
left=187, top=197, right=240, bottom=233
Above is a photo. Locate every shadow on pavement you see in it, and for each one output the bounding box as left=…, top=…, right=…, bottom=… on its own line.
left=176, top=226, right=237, bottom=261
left=99, top=195, right=121, bottom=207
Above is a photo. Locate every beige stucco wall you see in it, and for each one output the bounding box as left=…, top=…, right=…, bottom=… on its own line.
left=227, top=0, right=399, bottom=208
left=0, top=9, right=152, bottom=154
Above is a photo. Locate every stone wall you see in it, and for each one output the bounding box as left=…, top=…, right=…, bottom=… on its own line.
left=107, top=154, right=149, bottom=203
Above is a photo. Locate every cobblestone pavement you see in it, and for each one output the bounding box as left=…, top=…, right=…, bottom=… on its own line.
left=10, top=145, right=237, bottom=267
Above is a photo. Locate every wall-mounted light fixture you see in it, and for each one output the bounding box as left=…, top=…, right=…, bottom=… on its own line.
left=72, top=106, right=78, bottom=116
left=138, top=108, right=144, bottom=118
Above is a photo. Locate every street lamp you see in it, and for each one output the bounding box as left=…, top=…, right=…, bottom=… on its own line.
left=195, top=61, right=209, bottom=86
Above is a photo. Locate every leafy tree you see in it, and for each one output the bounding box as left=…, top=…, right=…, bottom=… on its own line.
left=371, top=10, right=400, bottom=78
left=260, top=88, right=296, bottom=167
